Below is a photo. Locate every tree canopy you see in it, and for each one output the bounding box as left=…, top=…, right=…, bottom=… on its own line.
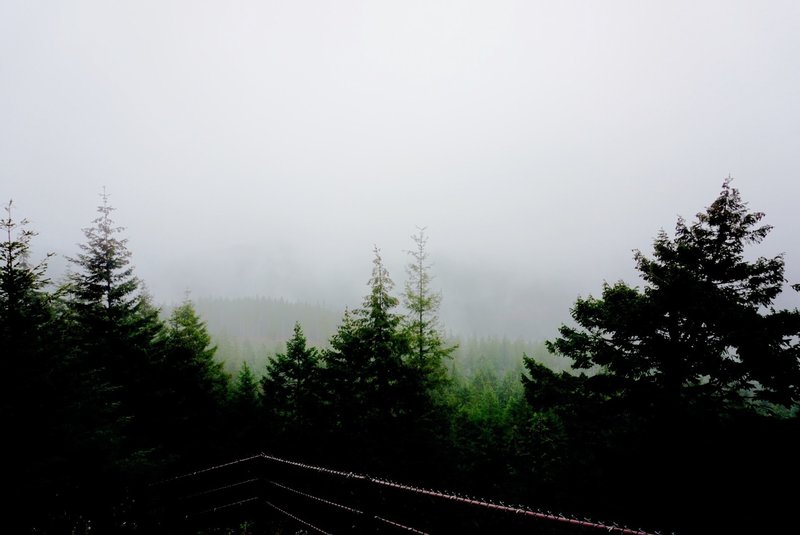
left=403, top=227, right=455, bottom=393
left=4, top=184, right=799, bottom=534
left=544, top=179, right=800, bottom=413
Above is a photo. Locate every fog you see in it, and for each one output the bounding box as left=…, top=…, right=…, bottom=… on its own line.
left=3, top=1, right=799, bottom=339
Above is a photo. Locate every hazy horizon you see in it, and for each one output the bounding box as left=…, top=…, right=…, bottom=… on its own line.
left=4, top=1, right=799, bottom=340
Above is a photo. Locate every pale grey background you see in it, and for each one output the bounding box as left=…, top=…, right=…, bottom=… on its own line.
left=3, top=1, right=798, bottom=338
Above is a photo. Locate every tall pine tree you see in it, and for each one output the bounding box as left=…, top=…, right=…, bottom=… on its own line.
left=545, top=178, right=800, bottom=412
left=531, top=179, right=800, bottom=533
left=0, top=201, right=64, bottom=530
left=155, top=298, right=230, bottom=466
left=262, top=322, right=321, bottom=451
left=322, top=247, right=430, bottom=470
left=62, top=191, right=165, bottom=526
left=227, top=362, right=262, bottom=454
left=403, top=227, right=454, bottom=393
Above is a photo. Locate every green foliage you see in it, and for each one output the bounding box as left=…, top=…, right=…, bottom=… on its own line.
left=154, top=300, right=230, bottom=463
left=521, top=356, right=587, bottom=410
left=190, top=294, right=552, bottom=380
left=262, top=322, right=322, bottom=446
left=64, top=194, right=164, bottom=397
left=527, top=180, right=800, bottom=531
left=57, top=194, right=169, bottom=528
left=6, top=182, right=799, bottom=533
left=322, top=248, right=413, bottom=437
left=0, top=201, right=55, bottom=376
left=547, top=179, right=800, bottom=412
left=403, top=228, right=456, bottom=392
left=67, top=192, right=141, bottom=321
left=0, top=194, right=170, bottom=530
left=452, top=336, right=561, bottom=377
left=226, top=361, right=263, bottom=455
left=445, top=366, right=532, bottom=497
left=231, top=361, right=260, bottom=412
left=318, top=246, right=459, bottom=475
left=0, top=200, right=53, bottom=324
left=1, top=201, right=66, bottom=529
left=165, top=299, right=217, bottom=359
left=184, top=296, right=341, bottom=372
left=161, top=298, right=228, bottom=398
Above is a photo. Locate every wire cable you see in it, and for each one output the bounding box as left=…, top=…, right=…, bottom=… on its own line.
left=374, top=515, right=430, bottom=535
left=264, top=499, right=334, bottom=535
left=269, top=480, right=430, bottom=535
left=182, top=478, right=260, bottom=500
left=153, top=454, right=263, bottom=486
left=269, top=480, right=364, bottom=516
left=190, top=496, right=260, bottom=517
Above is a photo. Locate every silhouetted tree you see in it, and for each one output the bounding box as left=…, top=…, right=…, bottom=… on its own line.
left=0, top=201, right=64, bottom=530
left=227, top=362, right=262, bottom=453
left=322, top=247, right=417, bottom=467
left=0, top=200, right=54, bottom=395
left=546, top=179, right=800, bottom=413
left=156, top=298, right=230, bottom=465
left=262, top=322, right=321, bottom=451
left=61, top=191, right=165, bottom=528
left=528, top=179, right=800, bottom=533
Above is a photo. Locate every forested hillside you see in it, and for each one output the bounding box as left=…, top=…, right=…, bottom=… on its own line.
left=177, top=296, right=564, bottom=377
left=3, top=181, right=800, bottom=534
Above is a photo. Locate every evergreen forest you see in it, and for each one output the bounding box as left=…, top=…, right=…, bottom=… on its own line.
left=3, top=181, right=799, bottom=534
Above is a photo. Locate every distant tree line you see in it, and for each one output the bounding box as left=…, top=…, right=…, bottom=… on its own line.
left=2, top=180, right=799, bottom=533
left=184, top=296, right=558, bottom=378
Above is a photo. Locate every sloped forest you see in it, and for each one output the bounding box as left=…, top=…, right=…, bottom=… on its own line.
left=3, top=181, right=799, bottom=534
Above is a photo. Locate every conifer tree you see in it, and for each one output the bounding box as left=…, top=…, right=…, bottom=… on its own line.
left=230, top=362, right=260, bottom=417
left=227, top=362, right=262, bottom=453
left=0, top=201, right=62, bottom=528
left=322, top=247, right=423, bottom=467
left=529, top=179, right=800, bottom=535
left=0, top=200, right=55, bottom=382
left=65, top=191, right=163, bottom=378
left=67, top=191, right=140, bottom=321
left=262, top=322, right=321, bottom=443
left=320, top=307, right=362, bottom=436
left=403, top=227, right=455, bottom=392
left=544, top=179, right=800, bottom=412
left=162, top=298, right=228, bottom=401
left=156, top=299, right=229, bottom=463
left=62, top=191, right=165, bottom=518
left=0, top=200, right=53, bottom=332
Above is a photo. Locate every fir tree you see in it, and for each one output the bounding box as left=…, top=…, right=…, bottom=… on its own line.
left=230, top=362, right=260, bottom=419
left=67, top=191, right=140, bottom=322
left=403, top=227, right=455, bottom=392
left=156, top=299, right=230, bottom=464
left=0, top=201, right=62, bottom=529
left=61, top=191, right=165, bottom=526
left=321, top=247, right=425, bottom=468
left=162, top=298, right=228, bottom=404
left=262, top=322, right=321, bottom=445
left=227, top=362, right=262, bottom=453
left=531, top=178, right=800, bottom=535
left=546, top=179, right=800, bottom=411
left=0, top=200, right=53, bottom=330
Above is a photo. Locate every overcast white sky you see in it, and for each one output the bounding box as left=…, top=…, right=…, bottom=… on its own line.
left=3, top=1, right=799, bottom=338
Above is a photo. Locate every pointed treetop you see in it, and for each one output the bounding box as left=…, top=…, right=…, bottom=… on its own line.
left=67, top=190, right=140, bottom=313
left=2, top=200, right=53, bottom=300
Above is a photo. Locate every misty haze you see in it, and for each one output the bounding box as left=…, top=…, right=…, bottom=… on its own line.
left=3, top=2, right=799, bottom=534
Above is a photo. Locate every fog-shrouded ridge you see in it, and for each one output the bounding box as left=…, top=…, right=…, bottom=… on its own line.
left=3, top=1, right=799, bottom=338
left=167, top=297, right=569, bottom=376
